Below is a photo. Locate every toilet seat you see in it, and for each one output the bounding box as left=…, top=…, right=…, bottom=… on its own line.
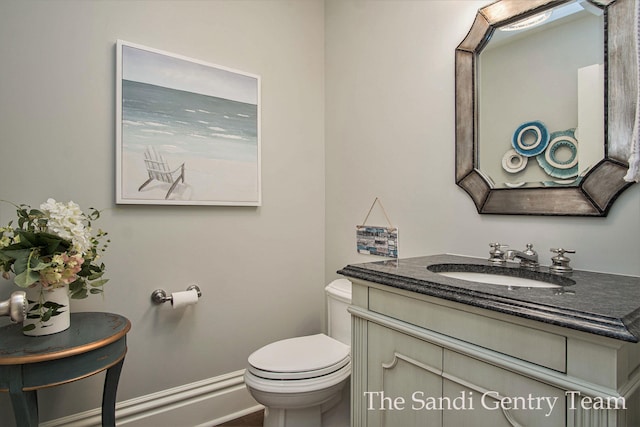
left=247, top=334, right=350, bottom=380
left=245, top=360, right=351, bottom=395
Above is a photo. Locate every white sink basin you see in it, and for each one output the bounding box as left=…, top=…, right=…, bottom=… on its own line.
left=436, top=271, right=561, bottom=288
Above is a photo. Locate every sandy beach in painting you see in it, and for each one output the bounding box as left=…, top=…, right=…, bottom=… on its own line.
left=118, top=70, right=260, bottom=204
left=121, top=151, right=259, bottom=204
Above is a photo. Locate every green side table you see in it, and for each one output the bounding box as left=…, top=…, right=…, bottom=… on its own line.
left=0, top=312, right=131, bottom=427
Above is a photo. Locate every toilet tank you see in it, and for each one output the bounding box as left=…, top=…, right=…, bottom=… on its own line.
left=325, top=279, right=352, bottom=346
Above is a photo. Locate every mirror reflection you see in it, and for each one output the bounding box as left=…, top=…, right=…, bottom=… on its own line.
left=478, top=0, right=605, bottom=188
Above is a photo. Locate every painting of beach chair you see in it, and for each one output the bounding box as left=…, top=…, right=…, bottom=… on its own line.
left=138, top=146, right=185, bottom=199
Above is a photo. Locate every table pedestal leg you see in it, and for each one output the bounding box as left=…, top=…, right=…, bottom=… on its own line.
left=7, top=365, right=38, bottom=427
left=102, top=357, right=125, bottom=427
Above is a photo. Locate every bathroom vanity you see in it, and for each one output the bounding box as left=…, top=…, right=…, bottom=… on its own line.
left=338, top=254, right=640, bottom=426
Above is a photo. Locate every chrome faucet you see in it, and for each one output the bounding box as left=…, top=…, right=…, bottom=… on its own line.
left=488, top=242, right=575, bottom=274
left=549, top=248, right=575, bottom=274
left=488, top=242, right=509, bottom=264
left=505, top=243, right=539, bottom=270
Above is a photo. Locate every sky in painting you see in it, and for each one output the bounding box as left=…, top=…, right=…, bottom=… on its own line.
left=121, top=43, right=258, bottom=105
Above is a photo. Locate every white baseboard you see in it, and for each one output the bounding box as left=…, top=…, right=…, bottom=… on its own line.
left=40, top=369, right=263, bottom=427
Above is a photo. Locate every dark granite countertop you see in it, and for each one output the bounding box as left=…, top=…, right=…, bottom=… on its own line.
left=338, top=254, right=640, bottom=343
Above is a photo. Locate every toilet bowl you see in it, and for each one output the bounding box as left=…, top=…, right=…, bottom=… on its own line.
left=244, top=279, right=352, bottom=427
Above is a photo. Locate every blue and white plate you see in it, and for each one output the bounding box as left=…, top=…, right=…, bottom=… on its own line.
left=502, top=148, right=528, bottom=173
left=536, top=129, right=579, bottom=179
left=511, top=120, right=550, bottom=157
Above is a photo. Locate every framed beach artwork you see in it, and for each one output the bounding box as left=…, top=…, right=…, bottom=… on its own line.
left=116, top=40, right=261, bottom=205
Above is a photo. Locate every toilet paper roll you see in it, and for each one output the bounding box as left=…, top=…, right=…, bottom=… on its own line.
left=171, top=289, right=199, bottom=309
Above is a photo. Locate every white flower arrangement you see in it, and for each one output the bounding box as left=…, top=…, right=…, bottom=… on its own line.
left=0, top=198, right=109, bottom=299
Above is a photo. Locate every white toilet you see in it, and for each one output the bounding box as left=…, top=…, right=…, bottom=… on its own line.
left=244, top=279, right=352, bottom=427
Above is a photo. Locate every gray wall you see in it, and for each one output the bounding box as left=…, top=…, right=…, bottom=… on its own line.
left=0, top=0, right=325, bottom=422
left=324, top=0, right=639, bottom=281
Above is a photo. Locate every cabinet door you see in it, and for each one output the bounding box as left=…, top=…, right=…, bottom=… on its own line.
left=443, top=349, right=566, bottom=426
left=366, top=322, right=444, bottom=427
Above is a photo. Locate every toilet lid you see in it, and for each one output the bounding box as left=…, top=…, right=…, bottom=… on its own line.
left=248, top=334, right=350, bottom=380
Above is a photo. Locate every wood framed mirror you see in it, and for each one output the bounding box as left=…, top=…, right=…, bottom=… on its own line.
left=455, top=0, right=636, bottom=215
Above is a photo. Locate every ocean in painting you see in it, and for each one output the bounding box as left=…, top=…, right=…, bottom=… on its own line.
left=121, top=79, right=258, bottom=163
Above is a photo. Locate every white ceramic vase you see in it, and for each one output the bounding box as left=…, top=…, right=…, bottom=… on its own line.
left=23, top=284, right=70, bottom=336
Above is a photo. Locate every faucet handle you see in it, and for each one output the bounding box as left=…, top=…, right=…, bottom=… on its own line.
left=488, top=242, right=508, bottom=264
left=550, top=248, right=575, bottom=256
left=523, top=243, right=537, bottom=257
left=549, top=248, right=575, bottom=274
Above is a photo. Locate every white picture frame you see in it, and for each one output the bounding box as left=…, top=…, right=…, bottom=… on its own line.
left=116, top=40, right=261, bottom=206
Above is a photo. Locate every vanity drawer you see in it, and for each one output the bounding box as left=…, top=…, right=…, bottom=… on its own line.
left=368, top=288, right=566, bottom=372
left=442, top=349, right=566, bottom=426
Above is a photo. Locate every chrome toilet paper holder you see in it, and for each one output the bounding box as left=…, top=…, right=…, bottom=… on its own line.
left=151, top=285, right=202, bottom=304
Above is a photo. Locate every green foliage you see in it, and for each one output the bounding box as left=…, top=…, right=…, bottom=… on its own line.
left=0, top=199, right=110, bottom=326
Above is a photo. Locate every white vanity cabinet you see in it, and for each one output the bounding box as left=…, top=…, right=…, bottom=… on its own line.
left=348, top=278, right=640, bottom=427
